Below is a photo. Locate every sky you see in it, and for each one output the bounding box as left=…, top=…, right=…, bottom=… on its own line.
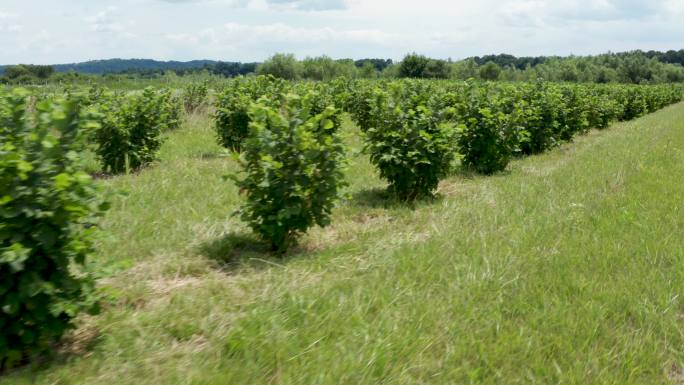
left=0, top=0, right=683, bottom=64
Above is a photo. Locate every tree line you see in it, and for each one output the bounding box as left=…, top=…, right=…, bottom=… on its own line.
left=253, top=52, right=684, bottom=84
left=2, top=50, right=684, bottom=85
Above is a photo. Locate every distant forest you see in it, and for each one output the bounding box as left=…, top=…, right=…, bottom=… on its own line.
left=469, top=50, right=684, bottom=69
left=0, top=58, right=393, bottom=77
left=1, top=50, right=683, bottom=84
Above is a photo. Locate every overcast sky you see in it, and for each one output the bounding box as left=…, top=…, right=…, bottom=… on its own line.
left=1, top=0, right=683, bottom=64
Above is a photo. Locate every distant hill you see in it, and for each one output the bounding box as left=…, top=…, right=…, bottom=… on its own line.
left=0, top=59, right=218, bottom=75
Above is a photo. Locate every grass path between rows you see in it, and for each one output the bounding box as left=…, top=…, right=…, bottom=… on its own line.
left=6, top=103, right=684, bottom=384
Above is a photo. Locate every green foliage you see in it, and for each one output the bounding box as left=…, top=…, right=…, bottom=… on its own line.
left=214, top=76, right=285, bottom=151
left=0, top=65, right=55, bottom=85
left=454, top=87, right=520, bottom=174
left=256, top=53, right=300, bottom=80
left=292, top=82, right=341, bottom=128
left=363, top=84, right=455, bottom=199
left=181, top=82, right=208, bottom=113
left=516, top=82, right=563, bottom=154
left=556, top=86, right=590, bottom=140
left=0, top=89, right=106, bottom=370
left=4, top=83, right=684, bottom=383
left=423, top=59, right=452, bottom=79
left=438, top=81, right=682, bottom=172
left=468, top=51, right=684, bottom=84
left=398, top=54, right=429, bottom=78
left=478, top=61, right=502, bottom=81
left=398, top=54, right=451, bottom=79
left=94, top=87, right=178, bottom=174
left=327, top=77, right=355, bottom=112
left=347, top=81, right=380, bottom=132
left=617, top=55, right=657, bottom=84
left=581, top=88, right=622, bottom=130
left=215, top=86, right=250, bottom=152
left=3, top=50, right=684, bottom=87
left=300, top=56, right=359, bottom=81
left=346, top=79, right=681, bottom=177
left=620, top=87, right=649, bottom=120
left=0, top=76, right=682, bottom=383
left=234, top=92, right=345, bottom=252
left=359, top=61, right=378, bottom=78
left=161, top=90, right=183, bottom=132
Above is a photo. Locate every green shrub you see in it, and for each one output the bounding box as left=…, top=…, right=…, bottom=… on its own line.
left=94, top=87, right=177, bottom=174
left=292, top=82, right=342, bottom=127
left=455, top=85, right=520, bottom=174
left=0, top=89, right=106, bottom=370
left=215, top=88, right=250, bottom=151
left=364, top=86, right=455, bottom=199
left=557, top=86, right=590, bottom=140
left=256, top=53, right=300, bottom=80
left=182, top=82, right=208, bottom=114
left=457, top=107, right=517, bottom=174
left=328, top=77, right=355, bottom=112
left=160, top=90, right=183, bottom=131
left=583, top=89, right=622, bottom=129
left=398, top=53, right=429, bottom=78
left=347, top=81, right=379, bottom=132
left=234, top=92, right=345, bottom=252
left=517, top=82, right=562, bottom=154
left=621, top=87, right=648, bottom=120
left=214, top=76, right=284, bottom=152
left=479, top=61, right=502, bottom=81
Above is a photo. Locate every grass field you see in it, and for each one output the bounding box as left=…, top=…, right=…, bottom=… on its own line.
left=6, top=102, right=684, bottom=384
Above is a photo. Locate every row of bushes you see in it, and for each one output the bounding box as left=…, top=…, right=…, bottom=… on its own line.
left=448, top=81, right=682, bottom=174
left=2, top=78, right=682, bottom=368
left=0, top=81, right=344, bottom=368
left=345, top=80, right=683, bottom=193
left=213, top=77, right=682, bottom=251
left=0, top=84, right=195, bottom=369
left=92, top=88, right=181, bottom=174
left=24, top=85, right=204, bottom=176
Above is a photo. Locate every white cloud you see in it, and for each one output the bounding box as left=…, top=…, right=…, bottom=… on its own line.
left=0, top=0, right=682, bottom=64
left=86, top=7, right=125, bottom=33
left=165, top=22, right=398, bottom=59
left=166, top=22, right=396, bottom=45
left=156, top=0, right=346, bottom=10
left=663, top=0, right=684, bottom=15
left=0, top=11, right=22, bottom=33
left=266, top=0, right=348, bottom=11
left=157, top=0, right=250, bottom=5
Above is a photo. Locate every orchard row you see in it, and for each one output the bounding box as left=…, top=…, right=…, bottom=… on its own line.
left=1, top=79, right=682, bottom=368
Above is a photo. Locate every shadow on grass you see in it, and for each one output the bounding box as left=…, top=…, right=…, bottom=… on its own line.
left=198, top=232, right=302, bottom=272
left=1, top=324, right=101, bottom=379
left=195, top=151, right=233, bottom=160
left=447, top=165, right=512, bottom=179
left=350, top=187, right=394, bottom=208
left=350, top=187, right=443, bottom=210
left=89, top=161, right=166, bottom=180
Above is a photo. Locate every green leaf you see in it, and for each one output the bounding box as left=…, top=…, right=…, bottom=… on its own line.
left=54, top=173, right=71, bottom=189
